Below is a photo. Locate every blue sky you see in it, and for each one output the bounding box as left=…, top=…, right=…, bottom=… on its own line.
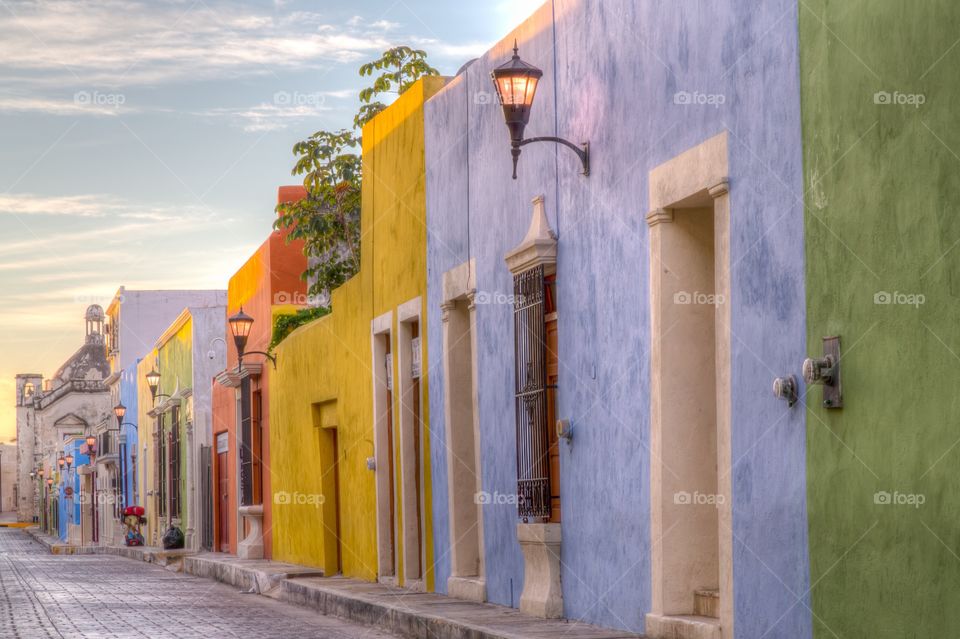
left=0, top=0, right=543, bottom=439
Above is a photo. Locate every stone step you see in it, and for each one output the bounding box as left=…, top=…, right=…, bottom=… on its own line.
left=693, top=589, right=719, bottom=618
left=282, top=576, right=644, bottom=639
left=183, top=552, right=324, bottom=598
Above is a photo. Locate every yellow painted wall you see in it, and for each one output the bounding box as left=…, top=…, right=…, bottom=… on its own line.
left=270, top=77, right=445, bottom=587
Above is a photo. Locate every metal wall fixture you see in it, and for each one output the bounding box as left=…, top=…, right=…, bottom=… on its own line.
left=145, top=369, right=172, bottom=402
left=803, top=336, right=842, bottom=408
left=491, top=42, right=590, bottom=180
left=228, top=307, right=276, bottom=369
left=772, top=375, right=798, bottom=407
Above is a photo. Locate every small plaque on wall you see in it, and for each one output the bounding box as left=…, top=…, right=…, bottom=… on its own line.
left=216, top=432, right=229, bottom=454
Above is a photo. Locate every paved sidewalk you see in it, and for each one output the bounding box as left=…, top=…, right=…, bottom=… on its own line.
left=24, top=528, right=644, bottom=638
left=183, top=553, right=644, bottom=639
left=0, top=527, right=399, bottom=638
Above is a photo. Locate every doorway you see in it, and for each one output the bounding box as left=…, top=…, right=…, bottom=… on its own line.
left=646, top=132, right=732, bottom=636
left=314, top=400, right=342, bottom=576
left=372, top=311, right=397, bottom=581
left=441, top=261, right=486, bottom=601
left=398, top=308, right=425, bottom=588
left=216, top=432, right=230, bottom=552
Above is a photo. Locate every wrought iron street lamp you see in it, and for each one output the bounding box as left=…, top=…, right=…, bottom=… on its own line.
left=228, top=307, right=276, bottom=369
left=491, top=42, right=589, bottom=179
left=145, top=369, right=172, bottom=402
left=113, top=402, right=135, bottom=511
left=57, top=456, right=65, bottom=470
left=64, top=453, right=73, bottom=469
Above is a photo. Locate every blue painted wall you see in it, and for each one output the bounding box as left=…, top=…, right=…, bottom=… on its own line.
left=425, top=1, right=810, bottom=635
left=120, top=366, right=139, bottom=507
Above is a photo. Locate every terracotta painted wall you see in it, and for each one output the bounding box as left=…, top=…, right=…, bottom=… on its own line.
left=212, top=191, right=307, bottom=558
left=270, top=77, right=444, bottom=585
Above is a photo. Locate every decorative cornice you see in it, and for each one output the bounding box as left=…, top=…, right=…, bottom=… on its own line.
left=439, top=300, right=456, bottom=323
left=645, top=208, right=674, bottom=227
left=504, top=195, right=557, bottom=275
left=708, top=177, right=730, bottom=199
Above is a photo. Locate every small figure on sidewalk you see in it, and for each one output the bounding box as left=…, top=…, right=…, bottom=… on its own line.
left=123, top=506, right=145, bottom=547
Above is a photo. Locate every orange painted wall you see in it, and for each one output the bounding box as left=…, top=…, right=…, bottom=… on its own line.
left=210, top=187, right=307, bottom=557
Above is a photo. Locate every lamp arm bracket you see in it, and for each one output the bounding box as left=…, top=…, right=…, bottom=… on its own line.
left=518, top=136, right=590, bottom=176
left=240, top=350, right=277, bottom=369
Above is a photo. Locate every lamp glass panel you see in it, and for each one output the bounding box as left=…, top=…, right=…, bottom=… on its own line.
left=230, top=316, right=253, bottom=338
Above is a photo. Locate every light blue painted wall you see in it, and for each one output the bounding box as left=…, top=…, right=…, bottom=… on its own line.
left=120, top=367, right=139, bottom=507
left=426, top=1, right=810, bottom=636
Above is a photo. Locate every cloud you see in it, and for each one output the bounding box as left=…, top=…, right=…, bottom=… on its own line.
left=0, top=0, right=396, bottom=90
left=0, top=95, right=131, bottom=116
left=195, top=100, right=332, bottom=133
left=0, top=193, right=209, bottom=222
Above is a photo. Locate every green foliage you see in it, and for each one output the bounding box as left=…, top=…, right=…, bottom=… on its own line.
left=354, top=46, right=439, bottom=129
left=274, top=129, right=361, bottom=298
left=270, top=306, right=331, bottom=350
left=275, top=46, right=439, bottom=300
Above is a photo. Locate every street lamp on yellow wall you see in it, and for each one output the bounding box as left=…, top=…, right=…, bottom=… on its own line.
left=145, top=369, right=172, bottom=403
left=491, top=42, right=589, bottom=180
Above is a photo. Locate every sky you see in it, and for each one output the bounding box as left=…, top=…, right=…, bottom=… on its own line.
left=0, top=0, right=544, bottom=441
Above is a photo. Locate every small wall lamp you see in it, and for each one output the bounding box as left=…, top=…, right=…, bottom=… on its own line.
left=491, top=42, right=590, bottom=180
left=228, top=307, right=276, bottom=369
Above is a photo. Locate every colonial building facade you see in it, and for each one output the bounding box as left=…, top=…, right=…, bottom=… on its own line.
left=139, top=302, right=226, bottom=550
left=210, top=186, right=308, bottom=559
left=269, top=77, right=445, bottom=586
left=424, top=2, right=807, bottom=637
left=104, top=287, right=228, bottom=543
left=15, top=306, right=113, bottom=544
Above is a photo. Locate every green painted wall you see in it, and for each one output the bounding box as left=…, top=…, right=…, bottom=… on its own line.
left=157, top=316, right=193, bottom=533
left=800, top=2, right=960, bottom=636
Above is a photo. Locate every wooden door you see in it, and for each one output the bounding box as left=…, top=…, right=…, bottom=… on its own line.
left=331, top=429, right=342, bottom=574
left=385, top=338, right=397, bottom=573
left=217, top=450, right=230, bottom=552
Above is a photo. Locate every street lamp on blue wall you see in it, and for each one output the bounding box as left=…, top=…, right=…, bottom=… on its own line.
left=113, top=403, right=135, bottom=510
left=491, top=42, right=590, bottom=180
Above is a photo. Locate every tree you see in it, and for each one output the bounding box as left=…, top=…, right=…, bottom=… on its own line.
left=274, top=46, right=439, bottom=312
left=274, top=129, right=361, bottom=299
left=354, top=46, right=440, bottom=129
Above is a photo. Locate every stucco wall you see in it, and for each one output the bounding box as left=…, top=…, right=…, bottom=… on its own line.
left=799, top=2, right=960, bottom=636
left=0, top=443, right=17, bottom=514
left=137, top=350, right=160, bottom=545
left=425, top=1, right=809, bottom=635
left=270, top=77, right=445, bottom=585
left=111, top=289, right=225, bottom=515
left=214, top=223, right=307, bottom=558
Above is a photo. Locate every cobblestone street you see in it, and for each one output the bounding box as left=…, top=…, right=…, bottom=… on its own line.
left=0, top=528, right=398, bottom=639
